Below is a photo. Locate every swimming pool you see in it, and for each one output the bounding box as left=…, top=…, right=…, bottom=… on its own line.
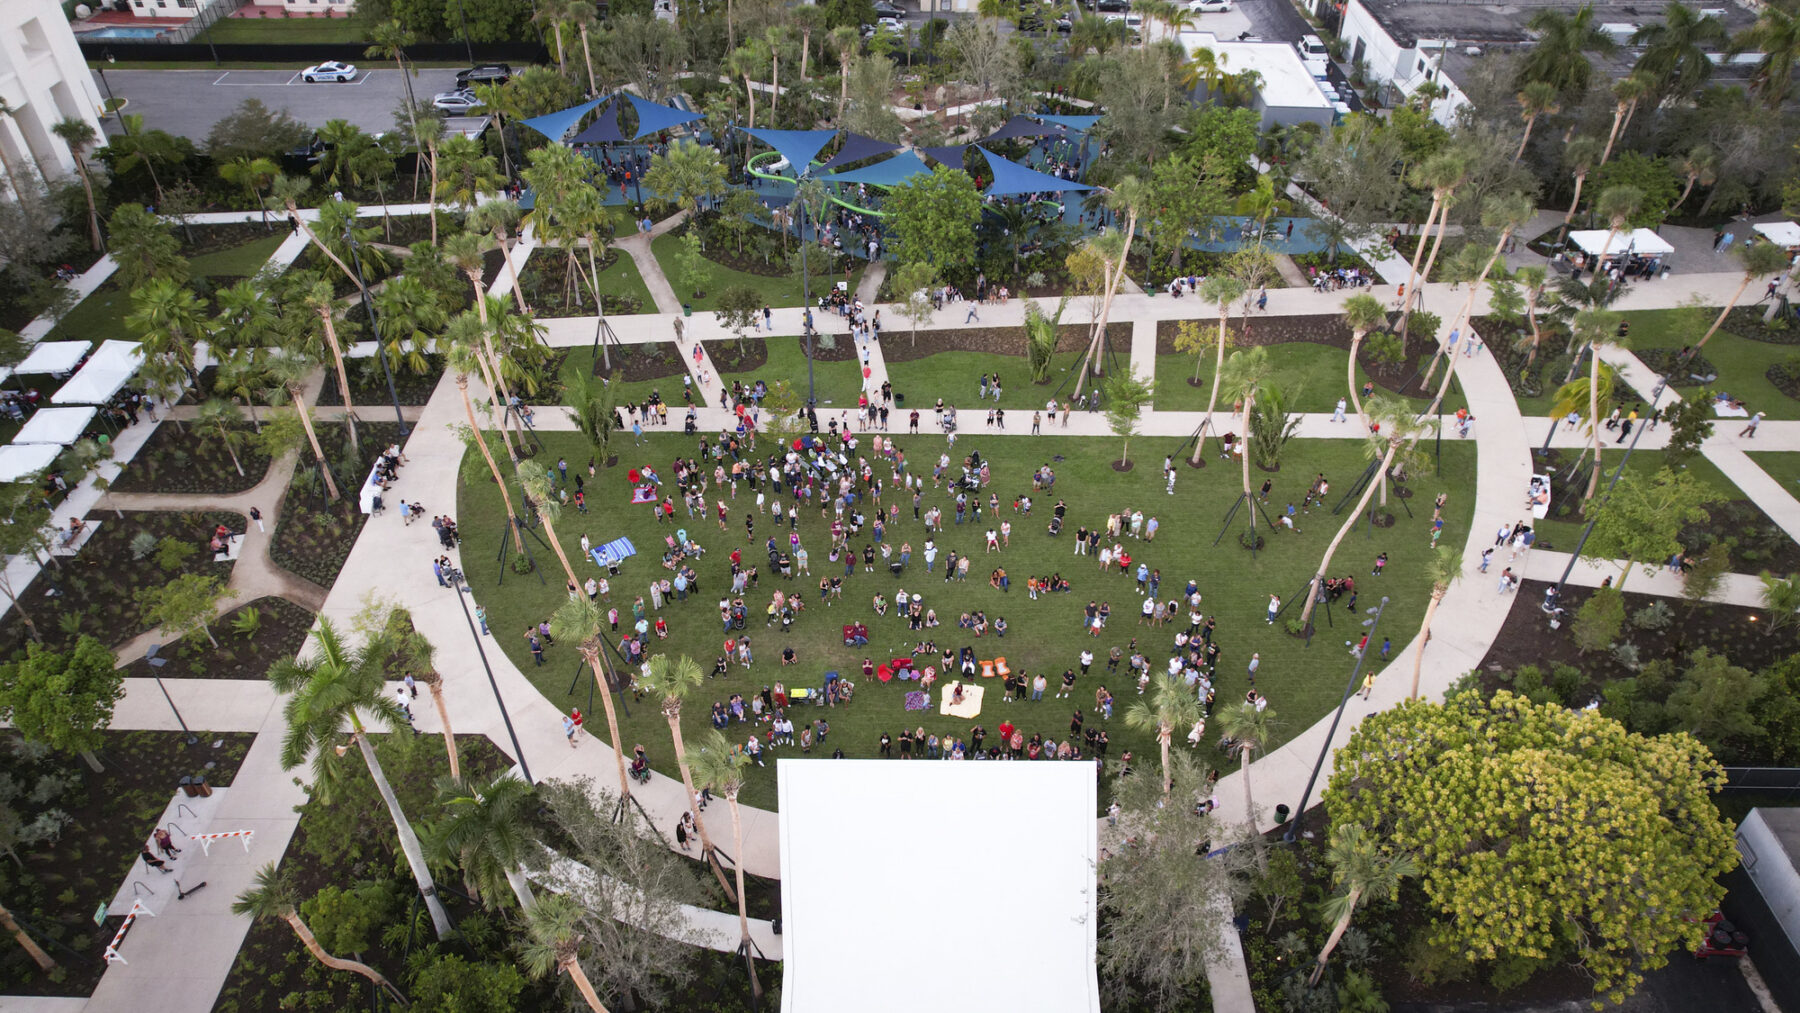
left=80, top=26, right=166, bottom=40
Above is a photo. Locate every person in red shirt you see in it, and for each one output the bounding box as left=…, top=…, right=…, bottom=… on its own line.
left=998, top=719, right=1015, bottom=744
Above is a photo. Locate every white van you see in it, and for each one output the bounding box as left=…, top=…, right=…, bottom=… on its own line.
left=1298, top=34, right=1330, bottom=76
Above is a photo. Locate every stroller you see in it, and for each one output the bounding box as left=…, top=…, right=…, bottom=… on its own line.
left=1047, top=515, right=1063, bottom=536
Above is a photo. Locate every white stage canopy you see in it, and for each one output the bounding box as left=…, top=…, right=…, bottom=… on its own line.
left=0, top=444, right=61, bottom=482
left=15, top=340, right=91, bottom=376
left=13, top=406, right=97, bottom=445
left=1568, top=228, right=1675, bottom=257
left=779, top=761, right=1099, bottom=1013
left=1754, top=221, right=1800, bottom=248
left=52, top=340, right=143, bottom=405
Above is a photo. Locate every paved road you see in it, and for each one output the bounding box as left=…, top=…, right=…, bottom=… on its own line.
left=98, top=67, right=469, bottom=141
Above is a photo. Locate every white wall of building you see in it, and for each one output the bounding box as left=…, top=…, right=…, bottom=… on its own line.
left=127, top=0, right=222, bottom=18
left=1740, top=810, right=1800, bottom=951
left=1338, top=0, right=1469, bottom=126
left=0, top=0, right=106, bottom=192
left=278, top=0, right=359, bottom=12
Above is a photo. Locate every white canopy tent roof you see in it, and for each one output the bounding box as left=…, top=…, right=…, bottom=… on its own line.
left=1754, top=221, right=1800, bottom=248
left=1568, top=228, right=1675, bottom=257
left=0, top=444, right=61, bottom=482
left=779, top=761, right=1099, bottom=1013
left=52, top=340, right=143, bottom=405
left=13, top=406, right=96, bottom=445
left=15, top=340, right=91, bottom=376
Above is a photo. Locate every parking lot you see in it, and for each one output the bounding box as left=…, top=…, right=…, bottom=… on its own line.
left=98, top=67, right=473, bottom=141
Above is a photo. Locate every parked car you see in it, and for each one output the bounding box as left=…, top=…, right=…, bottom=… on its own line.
left=862, top=17, right=904, bottom=37
left=1188, top=0, right=1231, bottom=11
left=1054, top=15, right=1073, bottom=30
left=455, top=63, right=512, bottom=86
left=432, top=89, right=485, bottom=113
left=301, top=62, right=357, bottom=83
left=873, top=1, right=906, bottom=17
left=1096, top=0, right=1129, bottom=12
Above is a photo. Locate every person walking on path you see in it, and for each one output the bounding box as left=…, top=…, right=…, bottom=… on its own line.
left=563, top=712, right=579, bottom=747
left=250, top=506, right=264, bottom=533
left=1741, top=411, right=1765, bottom=438
left=675, top=816, right=691, bottom=851
left=1359, top=671, right=1376, bottom=699
left=1332, top=398, right=1347, bottom=423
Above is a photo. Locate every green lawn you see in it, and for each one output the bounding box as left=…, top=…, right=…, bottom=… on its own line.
left=651, top=232, right=863, bottom=311
left=1154, top=347, right=1468, bottom=416
left=882, top=345, right=1120, bottom=413
left=1530, top=448, right=1747, bottom=551
left=1747, top=452, right=1800, bottom=496
left=45, top=236, right=286, bottom=344
left=199, top=14, right=372, bottom=44
left=459, top=430, right=1477, bottom=810
left=715, top=337, right=866, bottom=409
left=188, top=234, right=286, bottom=277
left=593, top=249, right=656, bottom=315
left=1622, top=309, right=1800, bottom=421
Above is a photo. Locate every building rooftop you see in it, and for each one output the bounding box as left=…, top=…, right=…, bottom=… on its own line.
left=1358, top=0, right=1756, bottom=53
left=1757, top=807, right=1800, bottom=864
left=1182, top=32, right=1334, bottom=109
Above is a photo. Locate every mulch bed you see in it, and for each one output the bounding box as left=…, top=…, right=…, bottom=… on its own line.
left=269, top=421, right=404, bottom=587
left=116, top=596, right=316, bottom=680
left=1156, top=313, right=1442, bottom=398
left=1477, top=578, right=1792, bottom=692
left=0, top=509, right=243, bottom=656
left=178, top=220, right=283, bottom=258
left=517, top=247, right=647, bottom=317
left=1725, top=305, right=1800, bottom=345
left=596, top=340, right=690, bottom=383
left=0, top=730, right=255, bottom=998
left=706, top=334, right=857, bottom=374
left=1769, top=359, right=1800, bottom=400
left=111, top=420, right=273, bottom=496
left=880, top=322, right=1120, bottom=364
left=1637, top=347, right=1718, bottom=386
left=316, top=356, right=444, bottom=407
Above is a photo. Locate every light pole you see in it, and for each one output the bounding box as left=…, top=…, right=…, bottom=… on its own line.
left=1283, top=596, right=1389, bottom=842
left=342, top=225, right=411, bottom=437
left=795, top=180, right=816, bottom=406
left=449, top=570, right=533, bottom=783
left=96, top=53, right=127, bottom=137
left=454, top=0, right=476, bottom=65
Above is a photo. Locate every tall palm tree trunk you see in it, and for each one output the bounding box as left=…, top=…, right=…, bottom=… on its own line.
left=353, top=729, right=453, bottom=938
left=426, top=678, right=460, bottom=780
left=289, top=384, right=341, bottom=501
left=1420, top=225, right=1517, bottom=422
left=563, top=955, right=613, bottom=1013
left=1403, top=208, right=1453, bottom=345
left=1698, top=273, right=1756, bottom=347
left=664, top=711, right=738, bottom=902
left=500, top=227, right=530, bottom=312
left=1237, top=742, right=1261, bottom=866
left=1397, top=198, right=1442, bottom=312
left=1307, top=889, right=1363, bottom=986
left=504, top=865, right=539, bottom=914
left=282, top=910, right=407, bottom=1003
left=458, top=375, right=524, bottom=552
left=1562, top=172, right=1589, bottom=230
left=579, top=27, right=599, bottom=95
left=1408, top=587, right=1445, bottom=699
left=727, top=793, right=762, bottom=998
left=1157, top=727, right=1173, bottom=795
left=1300, top=442, right=1400, bottom=626
left=583, top=646, right=634, bottom=797
left=318, top=309, right=360, bottom=452
left=72, top=158, right=102, bottom=251
left=1, top=899, right=54, bottom=970
left=1347, top=330, right=1368, bottom=422
left=284, top=200, right=365, bottom=294
left=1076, top=208, right=1137, bottom=403
left=1586, top=349, right=1602, bottom=499
left=1192, top=306, right=1230, bottom=464
left=1514, top=115, right=1538, bottom=162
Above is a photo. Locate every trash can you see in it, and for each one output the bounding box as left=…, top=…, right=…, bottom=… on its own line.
left=683, top=303, right=692, bottom=316
left=895, top=393, right=905, bottom=407
left=1274, top=804, right=1291, bottom=825
left=192, top=775, right=212, bottom=798
left=178, top=776, right=196, bottom=798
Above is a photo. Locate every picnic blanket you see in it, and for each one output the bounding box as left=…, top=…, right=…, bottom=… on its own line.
left=938, top=683, right=984, bottom=719
left=1712, top=403, right=1750, bottom=418
left=630, top=486, right=659, bottom=503
left=590, top=537, right=637, bottom=569
left=904, top=691, right=930, bottom=711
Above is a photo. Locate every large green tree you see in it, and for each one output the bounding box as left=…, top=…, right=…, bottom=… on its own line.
left=1582, top=467, right=1714, bottom=590
left=884, top=166, right=984, bottom=269
left=0, top=636, right=123, bottom=772
left=1325, top=692, right=1737, bottom=1003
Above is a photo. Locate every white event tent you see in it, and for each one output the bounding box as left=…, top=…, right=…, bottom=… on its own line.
left=778, top=761, right=1100, bottom=1013
left=12, top=406, right=96, bottom=446
left=53, top=340, right=143, bottom=405
left=14, top=340, right=90, bottom=377
left=1753, top=221, right=1800, bottom=249
left=0, top=444, right=61, bottom=482
left=1567, top=228, right=1675, bottom=258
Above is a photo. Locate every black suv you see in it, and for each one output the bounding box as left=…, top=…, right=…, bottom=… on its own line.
left=873, top=1, right=906, bottom=17
left=456, top=64, right=512, bottom=86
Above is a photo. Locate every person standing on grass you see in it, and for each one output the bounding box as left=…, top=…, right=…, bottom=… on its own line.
left=1372, top=552, right=1388, bottom=576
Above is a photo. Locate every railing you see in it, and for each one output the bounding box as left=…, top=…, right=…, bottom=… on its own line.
left=1719, top=767, right=1800, bottom=799
left=163, top=0, right=248, bottom=45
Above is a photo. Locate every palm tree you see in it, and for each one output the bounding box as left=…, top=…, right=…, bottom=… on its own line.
left=727, top=43, right=769, bottom=130
left=1666, top=145, right=1717, bottom=218
left=1074, top=176, right=1147, bottom=403
left=764, top=27, right=791, bottom=129
left=1214, top=701, right=1275, bottom=869
left=366, top=19, right=420, bottom=140
left=1597, top=72, right=1652, bottom=167
left=372, top=274, right=450, bottom=375
left=400, top=630, right=459, bottom=780
left=1306, top=823, right=1417, bottom=985
left=469, top=200, right=530, bottom=312
left=794, top=5, right=827, bottom=82
left=269, top=619, right=451, bottom=938
left=1512, top=81, right=1560, bottom=163
left=1191, top=275, right=1245, bottom=463
left=1633, top=2, right=1726, bottom=101
left=125, top=277, right=210, bottom=380
left=1408, top=547, right=1462, bottom=699
left=446, top=326, right=523, bottom=551
left=1515, top=4, right=1615, bottom=95
left=535, top=0, right=579, bottom=72
left=1569, top=307, right=1624, bottom=499
left=827, top=26, right=861, bottom=122
left=1550, top=365, right=1615, bottom=489
left=639, top=654, right=736, bottom=901
left=1420, top=191, right=1536, bottom=406
left=518, top=460, right=588, bottom=598
left=300, top=278, right=359, bottom=452
left=434, top=134, right=504, bottom=211
left=50, top=118, right=103, bottom=250
left=219, top=154, right=280, bottom=230
left=1299, top=399, right=1427, bottom=627
left=1218, top=346, right=1273, bottom=508
left=1734, top=4, right=1800, bottom=109
left=269, top=174, right=364, bottom=294
left=550, top=597, right=633, bottom=798
left=1123, top=678, right=1202, bottom=796
left=401, top=107, right=446, bottom=242
left=1700, top=241, right=1790, bottom=346
left=688, top=731, right=763, bottom=1000
left=266, top=353, right=340, bottom=502
left=1517, top=265, right=1550, bottom=366
left=1556, top=136, right=1605, bottom=241
left=196, top=399, right=249, bottom=477
left=1339, top=293, right=1386, bottom=427
left=434, top=771, right=539, bottom=913
left=1395, top=151, right=1467, bottom=334
left=232, top=863, right=408, bottom=1004
left=521, top=894, right=612, bottom=1013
